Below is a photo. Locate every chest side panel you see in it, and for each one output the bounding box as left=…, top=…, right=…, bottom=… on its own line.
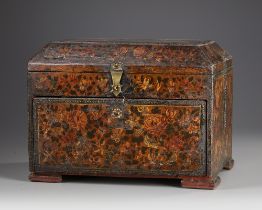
left=211, top=69, right=233, bottom=177
left=32, top=98, right=206, bottom=176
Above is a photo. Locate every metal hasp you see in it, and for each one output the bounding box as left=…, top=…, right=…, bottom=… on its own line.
left=110, top=62, right=123, bottom=96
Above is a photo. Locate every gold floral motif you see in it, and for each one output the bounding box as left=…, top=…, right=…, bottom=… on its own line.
left=69, top=110, right=87, bottom=130
left=90, top=110, right=105, bottom=121
left=40, top=121, right=51, bottom=138
left=181, top=110, right=191, bottom=122
left=133, top=47, right=146, bottom=57
left=167, top=80, right=176, bottom=93
left=111, top=108, right=122, bottom=119
left=167, top=135, right=184, bottom=150
left=111, top=128, right=125, bottom=143
left=187, top=123, right=200, bottom=134
left=35, top=76, right=49, bottom=89
left=134, top=128, right=144, bottom=136
left=119, top=46, right=129, bottom=54
left=165, top=109, right=178, bottom=121
left=147, top=52, right=154, bottom=59
left=166, top=153, right=178, bottom=165
left=140, top=77, right=151, bottom=90
left=60, top=129, right=78, bottom=144
left=155, top=54, right=164, bottom=62
left=125, top=119, right=136, bottom=129
left=144, top=135, right=159, bottom=149
left=143, top=114, right=167, bottom=136
left=125, top=114, right=141, bottom=130
left=136, top=106, right=150, bottom=113
left=98, top=77, right=109, bottom=90
left=137, top=106, right=144, bottom=112
left=54, top=108, right=66, bottom=121
left=79, top=78, right=91, bottom=91
left=155, top=80, right=161, bottom=91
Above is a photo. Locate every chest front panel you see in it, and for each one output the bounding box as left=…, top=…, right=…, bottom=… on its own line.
left=29, top=72, right=209, bottom=99
left=33, top=98, right=206, bottom=176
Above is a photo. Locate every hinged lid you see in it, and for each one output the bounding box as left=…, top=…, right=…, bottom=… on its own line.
left=28, top=39, right=232, bottom=74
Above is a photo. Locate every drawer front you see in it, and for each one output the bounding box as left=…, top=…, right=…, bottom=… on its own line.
left=29, top=72, right=209, bottom=99
left=32, top=98, right=206, bottom=176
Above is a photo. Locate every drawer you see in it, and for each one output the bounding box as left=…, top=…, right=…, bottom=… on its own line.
left=29, top=72, right=209, bottom=99
left=32, top=98, right=206, bottom=176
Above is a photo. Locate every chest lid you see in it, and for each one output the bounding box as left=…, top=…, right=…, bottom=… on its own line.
left=28, top=39, right=232, bottom=74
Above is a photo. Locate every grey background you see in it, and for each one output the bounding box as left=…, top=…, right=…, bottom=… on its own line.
left=0, top=0, right=261, bottom=165
left=0, top=1, right=262, bottom=208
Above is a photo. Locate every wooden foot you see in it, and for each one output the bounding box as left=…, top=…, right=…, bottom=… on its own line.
left=29, top=173, right=62, bottom=183
left=180, top=176, right=220, bottom=190
left=223, top=159, right=234, bottom=170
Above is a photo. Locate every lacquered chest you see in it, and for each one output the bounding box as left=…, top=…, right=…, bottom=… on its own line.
left=28, top=40, right=233, bottom=189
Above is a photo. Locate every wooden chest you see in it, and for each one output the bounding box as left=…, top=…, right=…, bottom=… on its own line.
left=28, top=40, right=233, bottom=189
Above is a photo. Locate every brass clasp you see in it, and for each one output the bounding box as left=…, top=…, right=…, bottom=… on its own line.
left=110, top=62, right=123, bottom=96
